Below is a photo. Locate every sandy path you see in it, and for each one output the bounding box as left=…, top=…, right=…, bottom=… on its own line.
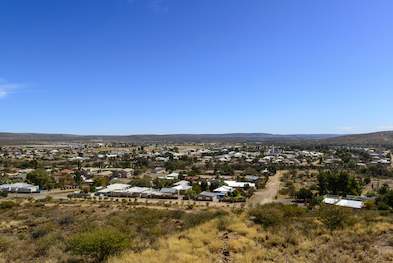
left=248, top=170, right=285, bottom=206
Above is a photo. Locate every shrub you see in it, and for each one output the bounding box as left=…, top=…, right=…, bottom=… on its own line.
left=31, top=225, right=52, bottom=239
left=57, top=214, right=75, bottom=226
left=182, top=210, right=226, bottom=229
left=248, top=204, right=284, bottom=228
left=318, top=206, right=351, bottom=230
left=68, top=227, right=128, bottom=262
left=377, top=201, right=391, bottom=211
left=295, top=188, right=313, bottom=202
left=217, top=216, right=231, bottom=232
left=0, top=200, right=17, bottom=209
left=0, top=237, right=9, bottom=253
left=363, top=200, right=375, bottom=210
left=281, top=204, right=306, bottom=217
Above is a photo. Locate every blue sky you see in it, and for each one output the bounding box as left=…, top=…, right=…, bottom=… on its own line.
left=1, top=0, right=393, bottom=135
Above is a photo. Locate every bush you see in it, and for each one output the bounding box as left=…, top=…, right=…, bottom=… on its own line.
left=182, top=210, right=226, bottom=229
left=249, top=204, right=284, bottom=228
left=295, top=188, right=313, bottom=202
left=0, top=190, right=8, bottom=198
left=57, top=214, right=75, bottom=226
left=68, top=227, right=128, bottom=262
left=0, top=200, right=17, bottom=209
left=318, top=206, right=351, bottom=230
left=31, top=225, right=52, bottom=239
left=0, top=237, right=9, bottom=253
left=363, top=200, right=375, bottom=210
left=27, top=169, right=56, bottom=190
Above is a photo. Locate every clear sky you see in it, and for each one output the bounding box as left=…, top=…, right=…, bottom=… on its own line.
left=1, top=0, right=393, bottom=135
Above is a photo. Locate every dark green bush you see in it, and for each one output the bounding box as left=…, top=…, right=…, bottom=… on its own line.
left=31, top=225, right=52, bottom=239
left=318, top=206, right=352, bottom=230
left=68, top=227, right=128, bottom=262
left=249, top=204, right=284, bottom=228
left=0, top=200, right=17, bottom=209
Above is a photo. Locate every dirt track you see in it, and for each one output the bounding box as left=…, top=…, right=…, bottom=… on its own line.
left=248, top=170, right=285, bottom=206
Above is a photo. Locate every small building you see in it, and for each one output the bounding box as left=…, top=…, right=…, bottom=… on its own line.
left=197, top=191, right=220, bottom=202
left=96, top=183, right=130, bottom=195
left=159, top=172, right=179, bottom=180
left=160, top=188, right=177, bottom=196
left=224, top=180, right=256, bottom=189
left=172, top=180, right=192, bottom=192
left=213, top=186, right=234, bottom=195
left=322, top=195, right=364, bottom=209
left=244, top=175, right=260, bottom=183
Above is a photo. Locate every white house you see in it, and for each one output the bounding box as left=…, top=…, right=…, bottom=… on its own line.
left=172, top=181, right=192, bottom=191
left=97, top=183, right=130, bottom=194
left=322, top=196, right=364, bottom=209
left=213, top=185, right=234, bottom=194
left=159, top=172, right=179, bottom=180
left=224, top=180, right=256, bottom=189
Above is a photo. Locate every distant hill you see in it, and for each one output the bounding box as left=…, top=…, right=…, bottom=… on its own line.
left=0, top=132, right=338, bottom=145
left=322, top=131, right=393, bottom=146
left=2, top=131, right=393, bottom=145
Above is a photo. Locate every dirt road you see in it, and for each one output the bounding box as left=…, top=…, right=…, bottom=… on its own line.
left=248, top=170, right=285, bottom=207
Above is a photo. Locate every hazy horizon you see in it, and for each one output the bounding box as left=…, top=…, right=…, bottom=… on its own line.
left=0, top=130, right=390, bottom=137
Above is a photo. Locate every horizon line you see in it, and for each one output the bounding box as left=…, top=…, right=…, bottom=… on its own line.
left=1, top=130, right=392, bottom=137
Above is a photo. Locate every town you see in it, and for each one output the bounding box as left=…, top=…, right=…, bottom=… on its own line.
left=1, top=142, right=393, bottom=209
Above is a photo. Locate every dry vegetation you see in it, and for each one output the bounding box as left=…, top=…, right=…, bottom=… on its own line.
left=279, top=169, right=319, bottom=198
left=111, top=204, right=393, bottom=263
left=1, top=199, right=393, bottom=263
left=0, top=199, right=224, bottom=263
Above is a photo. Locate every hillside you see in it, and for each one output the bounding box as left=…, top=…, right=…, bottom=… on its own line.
left=1, top=200, right=393, bottom=263
left=110, top=205, right=393, bottom=263
left=323, top=131, right=393, bottom=146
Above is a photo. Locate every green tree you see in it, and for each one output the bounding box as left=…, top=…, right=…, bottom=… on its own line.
left=200, top=180, right=208, bottom=192
left=319, top=206, right=351, bottom=230
left=317, top=170, right=362, bottom=196
left=93, top=177, right=110, bottom=188
left=295, top=188, right=313, bottom=202
left=74, top=171, right=83, bottom=185
left=26, top=169, right=55, bottom=190
left=209, top=180, right=220, bottom=192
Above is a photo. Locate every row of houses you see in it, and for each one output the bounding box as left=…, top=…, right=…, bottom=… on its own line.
left=93, top=179, right=255, bottom=201
left=0, top=183, right=40, bottom=193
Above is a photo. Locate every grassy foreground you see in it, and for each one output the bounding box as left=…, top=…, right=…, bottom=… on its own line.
left=110, top=205, right=393, bottom=263
left=0, top=199, right=393, bottom=262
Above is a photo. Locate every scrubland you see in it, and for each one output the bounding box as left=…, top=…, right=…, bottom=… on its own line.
left=0, top=199, right=393, bottom=263
left=111, top=204, right=393, bottom=263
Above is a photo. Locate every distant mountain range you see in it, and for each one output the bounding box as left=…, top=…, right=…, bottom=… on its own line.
left=0, top=131, right=392, bottom=145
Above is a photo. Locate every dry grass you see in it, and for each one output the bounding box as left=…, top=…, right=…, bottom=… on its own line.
left=111, top=205, right=393, bottom=263
left=109, top=220, right=223, bottom=263
left=1, top=200, right=393, bottom=263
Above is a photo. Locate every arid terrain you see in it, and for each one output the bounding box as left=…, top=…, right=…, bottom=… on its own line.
left=1, top=198, right=392, bottom=263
